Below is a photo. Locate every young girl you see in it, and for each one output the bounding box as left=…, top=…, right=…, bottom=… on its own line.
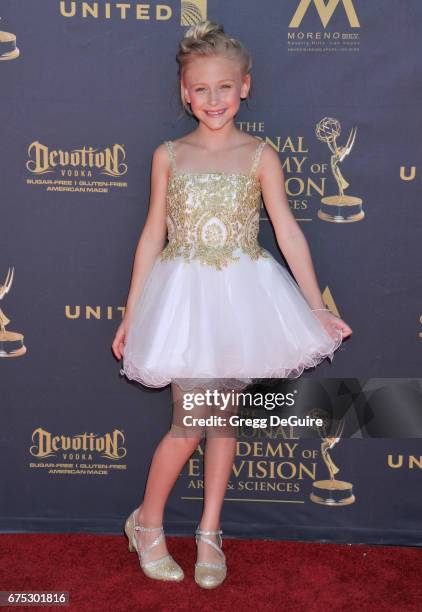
left=112, top=20, right=352, bottom=589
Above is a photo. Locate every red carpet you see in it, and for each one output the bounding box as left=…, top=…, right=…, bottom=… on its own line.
left=1, top=534, right=421, bottom=611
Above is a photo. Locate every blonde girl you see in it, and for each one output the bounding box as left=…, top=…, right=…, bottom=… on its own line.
left=113, top=20, right=352, bottom=589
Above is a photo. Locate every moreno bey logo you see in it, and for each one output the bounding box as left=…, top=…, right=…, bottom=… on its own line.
left=289, top=0, right=360, bottom=29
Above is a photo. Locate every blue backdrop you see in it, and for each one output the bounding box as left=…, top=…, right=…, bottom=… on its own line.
left=1, top=1, right=421, bottom=545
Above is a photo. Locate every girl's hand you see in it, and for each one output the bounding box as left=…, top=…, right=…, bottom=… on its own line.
left=312, top=309, right=353, bottom=341
left=112, top=318, right=130, bottom=360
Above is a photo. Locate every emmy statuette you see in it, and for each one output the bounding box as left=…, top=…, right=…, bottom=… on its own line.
left=0, top=267, right=27, bottom=357
left=0, top=27, right=20, bottom=60
left=309, top=414, right=355, bottom=506
left=315, top=117, right=364, bottom=223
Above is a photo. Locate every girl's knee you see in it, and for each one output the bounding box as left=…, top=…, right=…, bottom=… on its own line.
left=169, top=424, right=204, bottom=446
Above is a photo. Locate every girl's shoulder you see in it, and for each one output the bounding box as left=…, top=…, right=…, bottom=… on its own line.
left=152, top=141, right=172, bottom=160
left=150, top=141, right=176, bottom=176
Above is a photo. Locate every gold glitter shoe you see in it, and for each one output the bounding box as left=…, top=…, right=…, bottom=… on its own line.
left=124, top=508, right=184, bottom=582
left=194, top=526, right=227, bottom=589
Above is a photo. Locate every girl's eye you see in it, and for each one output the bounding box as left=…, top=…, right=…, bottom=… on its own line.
left=194, top=85, right=231, bottom=92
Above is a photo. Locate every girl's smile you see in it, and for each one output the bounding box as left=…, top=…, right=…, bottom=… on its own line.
left=204, top=108, right=226, bottom=116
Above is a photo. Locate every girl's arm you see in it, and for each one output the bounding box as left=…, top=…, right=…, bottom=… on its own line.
left=259, top=144, right=326, bottom=310
left=122, top=144, right=169, bottom=324
left=258, top=144, right=352, bottom=340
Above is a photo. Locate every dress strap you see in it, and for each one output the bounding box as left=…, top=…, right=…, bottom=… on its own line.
left=250, top=139, right=266, bottom=177
left=164, top=140, right=177, bottom=174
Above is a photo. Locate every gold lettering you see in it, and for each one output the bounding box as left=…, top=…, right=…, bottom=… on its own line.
left=29, top=427, right=126, bottom=459
left=387, top=454, right=403, bottom=468
left=409, top=456, right=422, bottom=469
left=59, top=1, right=173, bottom=21
left=400, top=166, right=416, bottom=181
left=26, top=142, right=127, bottom=176
left=289, top=0, right=360, bottom=29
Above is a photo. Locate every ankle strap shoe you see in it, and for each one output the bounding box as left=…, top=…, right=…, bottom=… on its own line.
left=124, top=507, right=184, bottom=581
left=194, top=526, right=227, bottom=589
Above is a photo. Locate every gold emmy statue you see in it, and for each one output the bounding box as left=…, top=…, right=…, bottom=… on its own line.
left=0, top=28, right=20, bottom=61
left=309, top=414, right=355, bottom=506
left=0, top=267, right=27, bottom=357
left=315, top=116, right=364, bottom=223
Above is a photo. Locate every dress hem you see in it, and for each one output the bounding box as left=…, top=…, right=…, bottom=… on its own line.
left=119, top=329, right=344, bottom=391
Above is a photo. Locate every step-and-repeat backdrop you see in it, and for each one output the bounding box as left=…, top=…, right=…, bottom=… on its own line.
left=1, top=1, right=421, bottom=545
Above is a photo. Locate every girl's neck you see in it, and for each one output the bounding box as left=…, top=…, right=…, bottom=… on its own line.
left=192, top=123, right=242, bottom=151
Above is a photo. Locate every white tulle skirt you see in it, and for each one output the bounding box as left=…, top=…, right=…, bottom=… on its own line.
left=119, top=248, right=343, bottom=391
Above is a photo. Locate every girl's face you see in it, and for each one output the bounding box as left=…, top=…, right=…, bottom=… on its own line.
left=182, top=55, right=250, bottom=130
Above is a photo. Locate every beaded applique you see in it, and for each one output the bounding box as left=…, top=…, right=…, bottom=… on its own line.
left=160, top=139, right=270, bottom=271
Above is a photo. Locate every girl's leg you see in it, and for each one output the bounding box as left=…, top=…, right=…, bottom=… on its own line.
left=135, top=382, right=202, bottom=561
left=196, top=436, right=237, bottom=564
left=196, top=390, right=239, bottom=565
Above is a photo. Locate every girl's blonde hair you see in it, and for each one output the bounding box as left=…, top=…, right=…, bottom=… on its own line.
left=176, top=20, right=252, bottom=117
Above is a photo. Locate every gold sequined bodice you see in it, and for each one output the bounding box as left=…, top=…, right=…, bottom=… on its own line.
left=159, top=139, right=270, bottom=271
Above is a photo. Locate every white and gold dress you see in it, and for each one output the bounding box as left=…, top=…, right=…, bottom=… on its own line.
left=119, top=138, right=343, bottom=391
